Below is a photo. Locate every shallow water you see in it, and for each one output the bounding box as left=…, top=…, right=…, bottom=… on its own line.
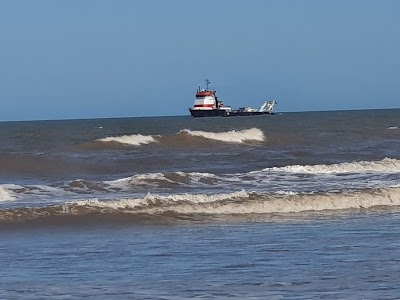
left=1, top=211, right=400, bottom=299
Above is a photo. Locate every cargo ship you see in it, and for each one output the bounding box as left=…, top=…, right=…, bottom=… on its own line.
left=189, top=80, right=277, bottom=118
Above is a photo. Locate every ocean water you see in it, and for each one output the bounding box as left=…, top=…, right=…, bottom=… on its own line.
left=1, top=109, right=400, bottom=298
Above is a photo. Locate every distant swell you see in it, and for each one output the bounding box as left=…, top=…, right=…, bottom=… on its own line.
left=2, top=188, right=400, bottom=225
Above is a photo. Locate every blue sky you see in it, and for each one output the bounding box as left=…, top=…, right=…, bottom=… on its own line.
left=0, top=0, right=399, bottom=121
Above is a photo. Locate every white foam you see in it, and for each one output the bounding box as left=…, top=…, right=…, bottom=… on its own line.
left=105, top=172, right=218, bottom=188
left=264, top=158, right=400, bottom=174
left=130, top=173, right=178, bottom=187
left=96, top=134, right=156, bottom=146
left=103, top=158, right=400, bottom=194
left=199, top=188, right=400, bottom=214
left=0, top=186, right=16, bottom=201
left=180, top=128, right=265, bottom=143
left=275, top=190, right=299, bottom=195
left=105, top=173, right=173, bottom=189
left=70, top=190, right=249, bottom=209
left=388, top=126, right=398, bottom=130
left=104, top=176, right=132, bottom=186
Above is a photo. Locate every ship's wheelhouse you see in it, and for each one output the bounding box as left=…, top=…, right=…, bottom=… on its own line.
left=192, top=90, right=216, bottom=110
left=195, top=91, right=214, bottom=97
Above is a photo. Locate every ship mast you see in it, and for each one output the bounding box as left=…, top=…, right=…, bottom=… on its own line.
left=205, top=79, right=210, bottom=90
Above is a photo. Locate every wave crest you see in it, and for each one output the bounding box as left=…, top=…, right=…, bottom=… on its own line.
left=69, top=188, right=400, bottom=215
left=2, top=188, right=400, bottom=224
left=264, top=158, right=400, bottom=174
left=92, top=128, right=265, bottom=148
left=0, top=186, right=16, bottom=201
left=179, top=128, right=265, bottom=144
left=96, top=134, right=156, bottom=146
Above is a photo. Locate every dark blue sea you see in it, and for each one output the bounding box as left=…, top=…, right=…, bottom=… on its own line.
left=1, top=109, right=400, bottom=299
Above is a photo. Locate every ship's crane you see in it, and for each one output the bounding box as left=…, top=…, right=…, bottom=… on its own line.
left=258, top=100, right=277, bottom=113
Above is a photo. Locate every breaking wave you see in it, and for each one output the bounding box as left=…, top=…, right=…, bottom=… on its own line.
left=0, top=186, right=15, bottom=201
left=263, top=158, right=400, bottom=174
left=93, top=128, right=265, bottom=147
left=96, top=134, right=157, bottom=146
left=106, top=158, right=400, bottom=191
left=106, top=171, right=218, bottom=189
left=2, top=188, right=400, bottom=224
left=178, top=128, right=265, bottom=143
left=67, top=187, right=400, bottom=215
left=3, top=158, right=400, bottom=202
